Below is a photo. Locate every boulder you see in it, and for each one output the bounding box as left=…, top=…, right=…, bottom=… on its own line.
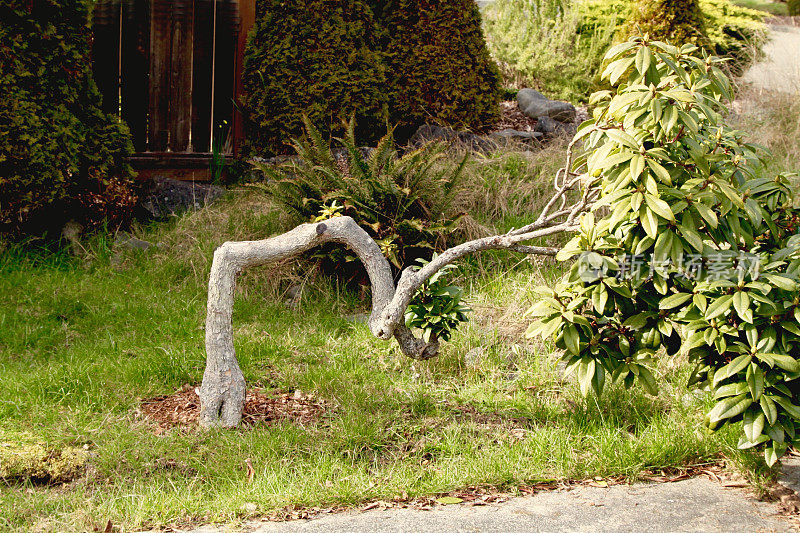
left=517, top=89, right=576, bottom=123
left=409, top=124, right=497, bottom=153
left=534, top=116, right=558, bottom=134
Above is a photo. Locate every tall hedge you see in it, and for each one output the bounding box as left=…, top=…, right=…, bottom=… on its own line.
left=0, top=0, right=134, bottom=238
left=242, top=0, right=502, bottom=155
left=375, top=0, right=502, bottom=138
left=241, top=0, right=389, bottom=156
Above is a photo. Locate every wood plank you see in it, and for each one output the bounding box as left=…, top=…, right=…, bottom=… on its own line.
left=168, top=0, right=194, bottom=152
left=148, top=0, right=171, bottom=151
left=232, top=0, right=254, bottom=157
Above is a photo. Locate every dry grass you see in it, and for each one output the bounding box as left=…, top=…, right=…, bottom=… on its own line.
left=730, top=85, right=800, bottom=178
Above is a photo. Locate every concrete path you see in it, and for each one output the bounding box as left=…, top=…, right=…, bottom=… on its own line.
left=176, top=470, right=799, bottom=533
left=742, top=20, right=800, bottom=94
left=243, top=477, right=793, bottom=533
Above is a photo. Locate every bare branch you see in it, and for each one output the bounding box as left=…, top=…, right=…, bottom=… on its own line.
left=199, top=148, right=597, bottom=427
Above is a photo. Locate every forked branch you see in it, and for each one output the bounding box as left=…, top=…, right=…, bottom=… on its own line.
left=199, top=142, right=593, bottom=427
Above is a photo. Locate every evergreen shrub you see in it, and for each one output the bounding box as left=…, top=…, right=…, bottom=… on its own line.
left=0, top=0, right=135, bottom=238
left=242, top=0, right=502, bottom=154
left=241, top=0, right=389, bottom=156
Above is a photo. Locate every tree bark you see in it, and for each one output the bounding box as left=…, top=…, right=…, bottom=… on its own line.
left=199, top=139, right=593, bottom=427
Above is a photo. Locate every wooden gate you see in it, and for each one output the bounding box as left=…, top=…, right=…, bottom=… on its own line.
left=92, top=0, right=243, bottom=159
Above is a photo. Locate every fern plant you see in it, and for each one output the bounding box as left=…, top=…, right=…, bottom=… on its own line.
left=253, top=117, right=467, bottom=273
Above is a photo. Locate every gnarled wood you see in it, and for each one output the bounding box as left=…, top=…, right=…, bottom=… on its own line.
left=200, top=139, right=595, bottom=427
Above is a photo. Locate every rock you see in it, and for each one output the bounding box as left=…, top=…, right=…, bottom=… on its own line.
left=517, top=89, right=576, bottom=123
left=409, top=124, right=497, bottom=153
left=489, top=128, right=544, bottom=144
left=139, top=177, right=225, bottom=219
left=116, top=235, right=155, bottom=251
left=534, top=116, right=558, bottom=134
left=60, top=220, right=83, bottom=255
left=464, top=347, right=486, bottom=369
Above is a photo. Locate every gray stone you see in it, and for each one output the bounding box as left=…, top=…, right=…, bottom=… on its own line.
left=490, top=129, right=544, bottom=143
left=409, top=124, right=497, bottom=153
left=517, top=89, right=576, bottom=123
left=139, top=177, right=225, bottom=219
left=534, top=116, right=558, bottom=134
left=120, top=236, right=155, bottom=250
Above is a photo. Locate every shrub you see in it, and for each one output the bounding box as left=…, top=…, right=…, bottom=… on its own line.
left=241, top=0, right=388, bottom=156
left=789, top=0, right=800, bottom=15
left=484, top=0, right=766, bottom=102
left=242, top=0, right=501, bottom=155
left=0, top=0, right=135, bottom=238
left=626, top=0, right=707, bottom=46
left=528, top=38, right=800, bottom=466
left=253, top=118, right=467, bottom=276
left=482, top=0, right=617, bottom=103
left=375, top=0, right=502, bottom=138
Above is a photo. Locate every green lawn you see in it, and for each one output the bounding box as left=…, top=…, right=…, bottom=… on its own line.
left=0, top=181, right=768, bottom=532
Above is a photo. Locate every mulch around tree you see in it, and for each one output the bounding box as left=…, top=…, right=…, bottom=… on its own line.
left=139, top=386, right=327, bottom=429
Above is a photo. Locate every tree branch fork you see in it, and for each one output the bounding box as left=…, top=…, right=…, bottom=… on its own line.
left=199, top=143, right=594, bottom=427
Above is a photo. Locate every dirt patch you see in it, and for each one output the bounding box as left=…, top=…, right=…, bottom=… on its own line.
left=139, top=386, right=327, bottom=430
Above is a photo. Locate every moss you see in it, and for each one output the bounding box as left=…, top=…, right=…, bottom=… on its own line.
left=0, top=438, right=88, bottom=484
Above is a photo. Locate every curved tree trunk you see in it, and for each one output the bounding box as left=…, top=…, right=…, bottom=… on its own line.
left=200, top=140, right=594, bottom=427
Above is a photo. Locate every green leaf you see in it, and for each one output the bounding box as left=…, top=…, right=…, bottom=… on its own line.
left=761, top=395, right=778, bottom=425
left=694, top=203, right=718, bottom=228
left=743, top=409, right=766, bottom=442
left=645, top=194, right=675, bottom=221
left=660, top=292, right=692, bottom=310
left=733, top=291, right=750, bottom=322
left=640, top=207, right=659, bottom=239
left=705, top=295, right=733, bottom=320
left=773, top=396, right=800, bottom=419
left=436, top=496, right=463, bottom=505
left=629, top=154, right=645, bottom=181
left=637, top=365, right=659, bottom=395
left=746, top=363, right=764, bottom=401
left=707, top=394, right=751, bottom=425
left=635, top=45, right=652, bottom=75
left=578, top=358, right=596, bottom=397
left=712, top=354, right=752, bottom=386
left=647, top=159, right=672, bottom=185
left=564, top=324, right=580, bottom=355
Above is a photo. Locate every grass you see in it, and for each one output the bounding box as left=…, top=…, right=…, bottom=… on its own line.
left=0, top=136, right=786, bottom=531
left=732, top=0, right=788, bottom=15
